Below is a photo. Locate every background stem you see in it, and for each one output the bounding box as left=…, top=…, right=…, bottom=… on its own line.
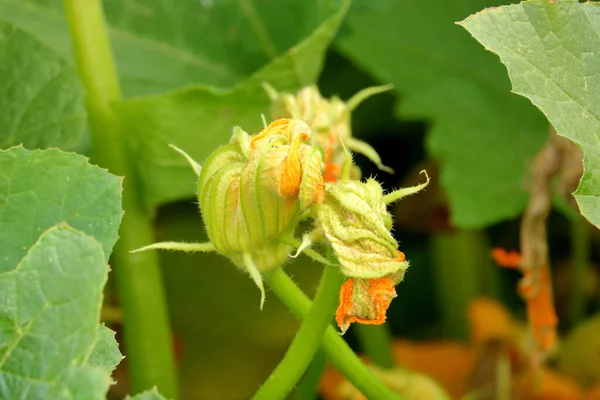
left=62, top=0, right=178, bottom=396
left=295, top=350, right=327, bottom=400
left=570, top=215, right=590, bottom=326
left=265, top=268, right=404, bottom=400
left=253, top=266, right=344, bottom=400
left=354, top=324, right=395, bottom=369
left=431, top=229, right=501, bottom=340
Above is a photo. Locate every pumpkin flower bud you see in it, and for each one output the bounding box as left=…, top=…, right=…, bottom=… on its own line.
left=263, top=83, right=394, bottom=182
left=315, top=179, right=406, bottom=278
left=132, top=118, right=326, bottom=309
left=314, top=173, right=430, bottom=332
left=197, top=118, right=325, bottom=305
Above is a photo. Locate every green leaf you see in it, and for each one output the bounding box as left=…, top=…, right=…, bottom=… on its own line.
left=0, top=224, right=111, bottom=399
left=88, top=324, right=123, bottom=376
left=0, top=146, right=123, bottom=273
left=126, top=387, right=169, bottom=400
left=459, top=0, right=600, bottom=229
left=0, top=21, right=85, bottom=150
left=335, top=0, right=549, bottom=228
left=115, top=0, right=349, bottom=207
left=1, top=0, right=344, bottom=96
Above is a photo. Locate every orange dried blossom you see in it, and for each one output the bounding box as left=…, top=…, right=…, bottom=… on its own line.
left=491, top=248, right=558, bottom=354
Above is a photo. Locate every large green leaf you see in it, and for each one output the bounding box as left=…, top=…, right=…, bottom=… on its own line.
left=115, top=0, right=349, bottom=207
left=0, top=146, right=123, bottom=273
left=335, top=0, right=549, bottom=228
left=1, top=0, right=343, bottom=96
left=460, top=0, right=600, bottom=229
left=89, top=324, right=123, bottom=377
left=0, top=148, right=123, bottom=398
left=0, top=21, right=84, bottom=150
left=0, top=224, right=111, bottom=399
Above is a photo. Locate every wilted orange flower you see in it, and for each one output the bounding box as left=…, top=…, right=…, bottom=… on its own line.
left=335, top=252, right=406, bottom=333
left=491, top=248, right=558, bottom=354
left=335, top=277, right=397, bottom=334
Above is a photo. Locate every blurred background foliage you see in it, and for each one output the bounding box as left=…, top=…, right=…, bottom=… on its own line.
left=3, top=0, right=600, bottom=398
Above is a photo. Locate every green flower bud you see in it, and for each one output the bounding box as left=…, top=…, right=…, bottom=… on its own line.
left=315, top=172, right=430, bottom=332
left=131, top=118, right=327, bottom=309
left=263, top=83, right=394, bottom=181
left=198, top=119, right=325, bottom=306
left=315, top=178, right=407, bottom=279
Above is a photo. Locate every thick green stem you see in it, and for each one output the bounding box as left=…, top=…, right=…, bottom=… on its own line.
left=354, top=324, right=395, bottom=369
left=253, top=266, right=344, bottom=400
left=62, top=0, right=178, bottom=396
left=570, top=216, right=590, bottom=325
left=295, top=350, right=326, bottom=400
left=431, top=229, right=501, bottom=340
left=264, top=268, right=403, bottom=400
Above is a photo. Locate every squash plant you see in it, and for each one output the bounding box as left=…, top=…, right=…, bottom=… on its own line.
left=1, top=0, right=599, bottom=399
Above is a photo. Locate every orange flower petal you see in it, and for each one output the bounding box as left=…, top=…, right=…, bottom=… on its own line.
left=250, top=118, right=288, bottom=148
left=312, top=178, right=325, bottom=204
left=324, top=163, right=341, bottom=183
left=335, top=277, right=397, bottom=334
left=279, top=132, right=309, bottom=197
left=491, top=248, right=522, bottom=268
left=395, top=251, right=406, bottom=262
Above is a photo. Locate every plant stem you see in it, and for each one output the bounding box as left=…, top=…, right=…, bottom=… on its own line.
left=295, top=350, right=326, bottom=400
left=62, top=0, right=178, bottom=397
left=570, top=216, right=590, bottom=326
left=264, top=268, right=403, bottom=400
left=253, top=266, right=344, bottom=400
left=354, top=324, right=395, bottom=369
left=431, top=229, right=501, bottom=340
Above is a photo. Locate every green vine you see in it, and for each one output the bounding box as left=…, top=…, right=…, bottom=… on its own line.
left=253, top=265, right=345, bottom=400
left=265, top=268, right=404, bottom=400
left=62, top=0, right=178, bottom=396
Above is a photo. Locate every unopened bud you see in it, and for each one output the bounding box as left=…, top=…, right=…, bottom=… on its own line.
left=315, top=179, right=407, bottom=278
left=314, top=175, right=429, bottom=332
left=199, top=118, right=325, bottom=273
left=264, top=84, right=394, bottom=182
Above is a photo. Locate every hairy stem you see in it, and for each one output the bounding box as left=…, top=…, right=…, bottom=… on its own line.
left=264, top=268, right=403, bottom=400
left=253, top=266, right=344, bottom=400
left=570, top=216, right=590, bottom=325
left=354, top=324, right=395, bottom=369
left=62, top=0, right=178, bottom=396
left=295, top=350, right=327, bottom=400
